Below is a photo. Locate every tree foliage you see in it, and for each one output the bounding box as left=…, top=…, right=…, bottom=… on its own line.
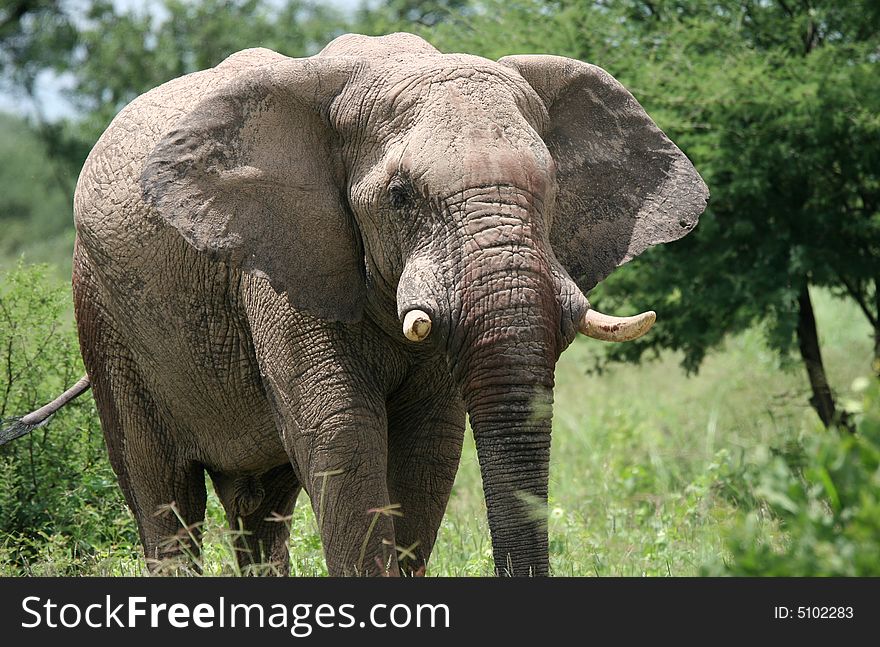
left=705, top=377, right=880, bottom=576
left=407, top=0, right=880, bottom=430
left=0, top=0, right=76, bottom=92
left=355, top=0, right=472, bottom=32
left=583, top=0, right=880, bottom=431
left=0, top=264, right=132, bottom=571
left=0, top=112, right=74, bottom=270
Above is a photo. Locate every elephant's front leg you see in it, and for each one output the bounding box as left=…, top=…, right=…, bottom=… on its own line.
left=245, top=287, right=401, bottom=576
left=387, top=362, right=466, bottom=575
left=288, top=383, right=399, bottom=577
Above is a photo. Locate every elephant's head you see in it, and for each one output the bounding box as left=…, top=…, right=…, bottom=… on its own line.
left=141, top=33, right=708, bottom=575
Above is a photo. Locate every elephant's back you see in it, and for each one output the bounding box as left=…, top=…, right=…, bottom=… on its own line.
left=73, top=48, right=289, bottom=254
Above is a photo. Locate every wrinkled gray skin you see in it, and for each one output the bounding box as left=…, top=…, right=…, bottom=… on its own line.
left=72, top=32, right=707, bottom=576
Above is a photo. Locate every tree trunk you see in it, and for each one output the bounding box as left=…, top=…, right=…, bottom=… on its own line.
left=874, top=278, right=880, bottom=377
left=796, top=284, right=853, bottom=432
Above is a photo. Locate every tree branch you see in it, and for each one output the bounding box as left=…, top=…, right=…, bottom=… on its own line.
left=875, top=278, right=880, bottom=374
left=777, top=0, right=795, bottom=18
left=839, top=274, right=878, bottom=328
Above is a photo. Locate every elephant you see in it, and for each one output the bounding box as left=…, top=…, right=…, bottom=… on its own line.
left=3, top=32, right=707, bottom=576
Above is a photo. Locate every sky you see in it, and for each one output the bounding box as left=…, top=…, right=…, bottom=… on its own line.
left=0, top=0, right=363, bottom=121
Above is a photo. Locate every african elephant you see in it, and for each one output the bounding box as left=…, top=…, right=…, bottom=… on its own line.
left=6, top=32, right=708, bottom=576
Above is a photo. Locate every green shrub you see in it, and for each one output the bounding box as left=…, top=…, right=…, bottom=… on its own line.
left=0, top=263, right=136, bottom=573
left=705, top=377, right=880, bottom=576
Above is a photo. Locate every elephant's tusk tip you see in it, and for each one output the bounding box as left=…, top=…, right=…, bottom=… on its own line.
left=579, top=309, right=656, bottom=342
left=403, top=309, right=432, bottom=342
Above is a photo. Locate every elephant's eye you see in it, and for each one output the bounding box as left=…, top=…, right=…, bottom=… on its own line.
left=388, top=177, right=411, bottom=210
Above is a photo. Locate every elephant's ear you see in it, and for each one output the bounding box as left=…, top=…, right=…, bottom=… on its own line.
left=141, top=54, right=364, bottom=322
left=498, top=55, right=709, bottom=292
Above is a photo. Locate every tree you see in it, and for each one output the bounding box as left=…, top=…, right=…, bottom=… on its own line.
left=587, top=0, right=880, bottom=432
left=354, top=0, right=472, bottom=33
left=0, top=0, right=80, bottom=197
left=0, top=0, right=76, bottom=95
left=61, top=0, right=347, bottom=145
left=0, top=113, right=75, bottom=271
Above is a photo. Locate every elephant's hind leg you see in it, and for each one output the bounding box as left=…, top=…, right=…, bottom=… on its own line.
left=73, top=245, right=208, bottom=574
left=89, top=361, right=208, bottom=573
left=86, top=356, right=209, bottom=573
left=210, top=464, right=300, bottom=575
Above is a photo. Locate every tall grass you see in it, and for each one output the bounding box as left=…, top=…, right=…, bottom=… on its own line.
left=436, top=288, right=871, bottom=576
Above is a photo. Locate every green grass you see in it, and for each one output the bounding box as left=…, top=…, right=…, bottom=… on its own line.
left=0, top=287, right=871, bottom=576
left=438, top=287, right=871, bottom=576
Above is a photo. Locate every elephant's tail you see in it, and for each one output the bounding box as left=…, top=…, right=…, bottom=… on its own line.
left=0, top=375, right=91, bottom=446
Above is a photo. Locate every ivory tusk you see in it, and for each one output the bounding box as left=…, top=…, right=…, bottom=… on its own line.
left=579, top=309, right=656, bottom=342
left=403, top=309, right=432, bottom=342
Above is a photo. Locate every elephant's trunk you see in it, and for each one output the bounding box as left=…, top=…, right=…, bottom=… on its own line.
left=449, top=223, right=560, bottom=576
left=467, top=381, right=554, bottom=576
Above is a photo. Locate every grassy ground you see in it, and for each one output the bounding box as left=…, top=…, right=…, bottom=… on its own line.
left=435, top=288, right=870, bottom=576
left=2, top=289, right=870, bottom=576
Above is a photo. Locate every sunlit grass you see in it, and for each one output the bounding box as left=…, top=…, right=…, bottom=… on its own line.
left=433, top=287, right=871, bottom=576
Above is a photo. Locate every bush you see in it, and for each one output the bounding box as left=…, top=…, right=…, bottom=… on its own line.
left=0, top=263, right=136, bottom=573
left=705, top=377, right=880, bottom=576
